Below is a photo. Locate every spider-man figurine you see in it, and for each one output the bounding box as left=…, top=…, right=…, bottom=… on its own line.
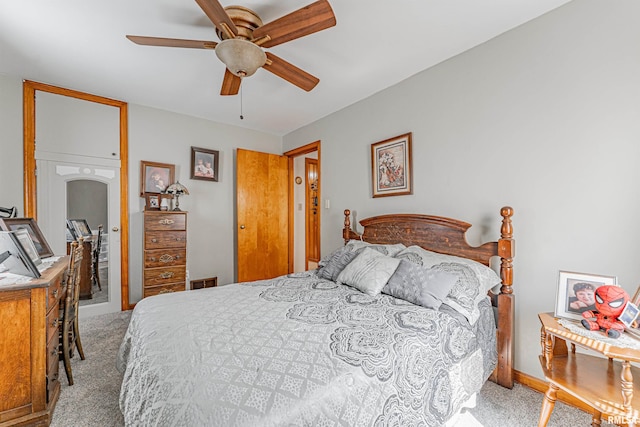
left=581, top=285, right=629, bottom=339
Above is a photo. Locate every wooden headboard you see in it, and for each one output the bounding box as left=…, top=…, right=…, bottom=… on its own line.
left=342, top=207, right=515, bottom=388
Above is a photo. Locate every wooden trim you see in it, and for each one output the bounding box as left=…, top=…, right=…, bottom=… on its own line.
left=286, top=156, right=294, bottom=273
left=284, top=141, right=321, bottom=274
left=22, top=80, right=131, bottom=311
left=514, top=370, right=595, bottom=415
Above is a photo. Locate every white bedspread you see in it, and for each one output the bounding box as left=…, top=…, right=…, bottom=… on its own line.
left=117, top=272, right=497, bottom=426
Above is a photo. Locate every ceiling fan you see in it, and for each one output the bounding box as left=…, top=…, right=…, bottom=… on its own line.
left=127, top=0, right=336, bottom=96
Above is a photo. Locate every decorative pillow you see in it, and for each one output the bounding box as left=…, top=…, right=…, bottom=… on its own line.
left=317, top=245, right=360, bottom=281
left=345, top=240, right=406, bottom=257
left=381, top=260, right=458, bottom=309
left=317, top=242, right=406, bottom=282
left=336, top=247, right=401, bottom=296
left=395, top=245, right=501, bottom=324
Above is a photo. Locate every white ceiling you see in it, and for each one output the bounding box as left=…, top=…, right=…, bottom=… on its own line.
left=0, top=0, right=571, bottom=136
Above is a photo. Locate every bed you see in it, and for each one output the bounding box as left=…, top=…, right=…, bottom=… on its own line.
left=117, top=207, right=515, bottom=426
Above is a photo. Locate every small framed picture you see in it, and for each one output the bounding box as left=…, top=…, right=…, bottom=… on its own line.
left=141, top=160, right=175, bottom=195
left=555, top=270, right=618, bottom=321
left=371, top=132, right=412, bottom=198
left=0, top=217, right=54, bottom=258
left=159, top=194, right=173, bottom=211
left=191, top=147, right=219, bottom=182
left=619, top=301, right=639, bottom=328
left=145, top=194, right=161, bottom=211
left=67, top=219, right=92, bottom=239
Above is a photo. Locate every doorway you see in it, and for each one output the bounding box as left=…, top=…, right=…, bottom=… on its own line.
left=37, top=159, right=122, bottom=316
left=284, top=141, right=321, bottom=273
left=22, top=80, right=130, bottom=312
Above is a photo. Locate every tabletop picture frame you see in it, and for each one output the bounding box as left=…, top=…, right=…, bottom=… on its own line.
left=0, top=230, right=41, bottom=278
left=145, top=194, right=161, bottom=211
left=555, top=270, right=618, bottom=321
left=191, top=147, right=219, bottom=182
left=371, top=132, right=412, bottom=198
left=0, top=217, right=54, bottom=258
left=68, top=219, right=92, bottom=239
left=141, top=160, right=175, bottom=196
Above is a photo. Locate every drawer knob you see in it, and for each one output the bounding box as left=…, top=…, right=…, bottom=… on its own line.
left=159, top=289, right=175, bottom=294
left=52, top=318, right=59, bottom=328
left=159, top=272, right=174, bottom=279
left=175, top=237, right=182, bottom=242
left=159, top=219, right=175, bottom=225
left=151, top=238, right=158, bottom=243
left=51, top=348, right=57, bottom=357
left=159, top=254, right=174, bottom=263
left=53, top=289, right=59, bottom=298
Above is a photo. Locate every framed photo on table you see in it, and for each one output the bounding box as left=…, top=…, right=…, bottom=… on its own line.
left=371, top=132, right=412, bottom=198
left=191, top=147, right=219, bottom=182
left=67, top=219, right=92, bottom=239
left=0, top=217, right=54, bottom=258
left=555, top=270, right=618, bottom=321
left=141, top=160, right=175, bottom=195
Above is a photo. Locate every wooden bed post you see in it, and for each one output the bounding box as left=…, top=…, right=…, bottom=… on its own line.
left=496, top=206, right=515, bottom=388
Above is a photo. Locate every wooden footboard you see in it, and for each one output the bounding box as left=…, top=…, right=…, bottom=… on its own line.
left=342, top=207, right=515, bottom=388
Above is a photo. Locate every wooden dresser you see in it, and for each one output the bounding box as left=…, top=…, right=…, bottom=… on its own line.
left=0, top=257, right=67, bottom=427
left=143, top=211, right=187, bottom=298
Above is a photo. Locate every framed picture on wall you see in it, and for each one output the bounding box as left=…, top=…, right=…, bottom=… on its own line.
left=141, top=160, right=175, bottom=195
left=555, top=270, right=618, bottom=321
left=0, top=217, right=54, bottom=258
left=191, top=147, right=219, bottom=182
left=371, top=132, right=413, bottom=198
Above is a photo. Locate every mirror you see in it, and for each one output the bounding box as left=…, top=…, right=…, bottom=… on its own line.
left=67, top=179, right=109, bottom=306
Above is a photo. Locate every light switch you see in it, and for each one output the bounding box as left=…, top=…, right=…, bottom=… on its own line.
left=298, top=203, right=303, bottom=211
left=324, top=199, right=330, bottom=209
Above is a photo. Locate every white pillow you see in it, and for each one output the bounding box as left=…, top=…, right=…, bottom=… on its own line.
left=336, top=247, right=401, bottom=296
left=395, top=245, right=501, bottom=324
left=345, top=240, right=406, bottom=257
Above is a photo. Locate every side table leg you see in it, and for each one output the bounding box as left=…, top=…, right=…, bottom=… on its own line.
left=591, top=411, right=601, bottom=427
left=538, top=383, right=559, bottom=427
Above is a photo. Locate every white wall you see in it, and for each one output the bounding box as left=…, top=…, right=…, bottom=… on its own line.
left=128, top=104, right=281, bottom=301
left=0, top=74, right=25, bottom=210
left=0, top=74, right=281, bottom=304
left=283, top=0, right=640, bottom=379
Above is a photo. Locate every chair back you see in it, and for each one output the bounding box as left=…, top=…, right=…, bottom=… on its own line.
left=94, top=225, right=103, bottom=258
left=64, top=238, right=84, bottom=330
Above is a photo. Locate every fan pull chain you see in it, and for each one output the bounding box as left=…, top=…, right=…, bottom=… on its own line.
left=240, top=86, right=244, bottom=120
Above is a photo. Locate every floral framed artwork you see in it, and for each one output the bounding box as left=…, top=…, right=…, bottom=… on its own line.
left=555, top=270, right=618, bottom=321
left=371, top=132, right=413, bottom=198
left=0, top=217, right=54, bottom=258
left=191, top=147, right=219, bottom=182
left=140, top=160, right=175, bottom=196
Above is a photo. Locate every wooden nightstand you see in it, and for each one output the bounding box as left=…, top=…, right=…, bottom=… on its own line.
left=537, top=312, right=640, bottom=426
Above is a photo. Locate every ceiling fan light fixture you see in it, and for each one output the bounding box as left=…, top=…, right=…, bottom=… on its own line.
left=215, top=38, right=266, bottom=77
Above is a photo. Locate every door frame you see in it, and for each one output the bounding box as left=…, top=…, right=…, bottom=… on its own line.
left=284, top=141, right=321, bottom=272
left=22, top=80, right=131, bottom=311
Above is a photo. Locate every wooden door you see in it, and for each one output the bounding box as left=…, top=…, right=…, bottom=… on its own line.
left=236, top=149, right=289, bottom=282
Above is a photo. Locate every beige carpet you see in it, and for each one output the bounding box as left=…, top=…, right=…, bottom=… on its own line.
left=51, top=310, right=614, bottom=427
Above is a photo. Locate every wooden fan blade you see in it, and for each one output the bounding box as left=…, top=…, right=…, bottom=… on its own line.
left=126, top=35, right=217, bottom=49
left=263, top=52, right=319, bottom=92
left=253, top=0, right=335, bottom=48
left=220, top=69, right=242, bottom=96
left=195, top=0, right=238, bottom=39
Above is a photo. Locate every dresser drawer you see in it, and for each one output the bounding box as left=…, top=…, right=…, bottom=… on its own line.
left=144, top=213, right=186, bottom=231
left=46, top=332, right=59, bottom=378
left=144, top=266, right=186, bottom=287
left=143, top=282, right=186, bottom=298
left=144, top=248, right=186, bottom=268
left=46, top=302, right=60, bottom=345
left=47, top=273, right=64, bottom=311
left=145, top=231, right=186, bottom=249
